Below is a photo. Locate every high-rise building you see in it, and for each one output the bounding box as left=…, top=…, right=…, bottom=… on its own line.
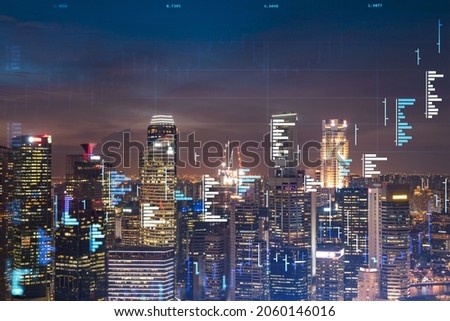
left=321, top=119, right=351, bottom=189
left=233, top=199, right=269, bottom=301
left=174, top=188, right=203, bottom=300
left=186, top=221, right=208, bottom=301
left=118, top=201, right=141, bottom=247
left=315, top=245, right=345, bottom=301
left=54, top=194, right=85, bottom=302
left=336, top=187, right=369, bottom=301
left=0, top=146, right=13, bottom=300
left=107, top=247, right=175, bottom=301
left=11, top=135, right=53, bottom=299
left=140, top=114, right=177, bottom=248
left=204, top=234, right=226, bottom=300
left=356, top=267, right=379, bottom=301
left=268, top=174, right=312, bottom=301
left=316, top=190, right=341, bottom=242
left=139, top=114, right=177, bottom=301
left=380, top=184, right=411, bottom=300
left=268, top=113, right=311, bottom=301
left=55, top=144, right=107, bottom=300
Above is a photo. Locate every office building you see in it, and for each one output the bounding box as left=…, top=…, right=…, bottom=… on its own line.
left=140, top=114, right=177, bottom=248
left=55, top=144, right=107, bottom=300
left=139, top=114, right=177, bottom=301
left=107, top=247, right=175, bottom=301
left=118, top=201, right=141, bottom=246
left=11, top=135, right=53, bottom=299
left=0, top=146, right=13, bottom=300
left=380, top=184, right=411, bottom=300
left=321, top=119, right=351, bottom=189
left=268, top=113, right=311, bottom=301
left=204, top=234, right=226, bottom=300
left=315, top=245, right=345, bottom=301
left=233, top=200, right=269, bottom=301
left=356, top=267, right=379, bottom=301
left=336, top=187, right=369, bottom=301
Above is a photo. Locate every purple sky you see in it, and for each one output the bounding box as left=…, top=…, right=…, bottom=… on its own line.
left=1, top=0, right=449, bottom=176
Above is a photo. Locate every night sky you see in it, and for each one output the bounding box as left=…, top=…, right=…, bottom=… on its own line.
left=1, top=0, right=449, bottom=177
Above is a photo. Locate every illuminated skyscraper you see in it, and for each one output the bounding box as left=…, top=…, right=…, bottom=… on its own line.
left=380, top=184, right=411, bottom=300
left=356, top=267, right=379, bottom=301
left=336, top=187, right=369, bottom=301
left=140, top=114, right=177, bottom=248
left=321, top=119, right=351, bottom=189
left=55, top=144, right=107, bottom=300
left=315, top=245, right=345, bottom=301
left=118, top=201, right=141, bottom=246
left=11, top=135, right=53, bottom=299
left=0, top=146, right=13, bottom=300
left=139, top=114, right=177, bottom=301
left=268, top=113, right=311, bottom=301
left=107, top=247, right=175, bottom=301
left=204, top=234, right=226, bottom=300
left=233, top=199, right=269, bottom=301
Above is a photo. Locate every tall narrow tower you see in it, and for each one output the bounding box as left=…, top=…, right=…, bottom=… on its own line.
left=336, top=187, right=369, bottom=301
left=139, top=114, right=177, bottom=301
left=140, top=115, right=177, bottom=247
left=321, top=119, right=351, bottom=189
left=11, top=135, right=53, bottom=299
left=0, top=146, right=13, bottom=300
left=268, top=112, right=312, bottom=301
left=380, top=184, right=411, bottom=300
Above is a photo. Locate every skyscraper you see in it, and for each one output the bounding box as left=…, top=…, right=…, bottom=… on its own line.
left=118, top=201, right=141, bottom=246
left=380, top=184, right=411, bottom=300
left=54, top=144, right=107, bottom=300
left=139, top=114, right=177, bottom=301
left=11, top=135, right=53, bottom=299
left=321, top=119, right=351, bottom=189
left=0, top=146, right=13, bottom=300
left=356, top=267, right=379, bottom=301
left=336, top=187, right=369, bottom=301
left=204, top=234, right=226, bottom=300
left=315, top=245, right=345, bottom=301
left=107, top=247, right=175, bottom=301
left=268, top=113, right=312, bottom=301
left=140, top=115, right=177, bottom=248
left=233, top=199, right=269, bottom=301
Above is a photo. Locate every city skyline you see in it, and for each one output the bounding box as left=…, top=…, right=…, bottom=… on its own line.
left=0, top=111, right=449, bottom=301
left=1, top=0, right=449, bottom=177
left=0, top=0, right=449, bottom=303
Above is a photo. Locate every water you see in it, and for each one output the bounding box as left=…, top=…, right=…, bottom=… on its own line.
left=410, top=284, right=450, bottom=297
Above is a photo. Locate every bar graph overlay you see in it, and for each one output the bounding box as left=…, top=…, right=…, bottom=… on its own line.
left=395, top=98, right=415, bottom=147
left=362, top=154, right=388, bottom=178
left=303, top=174, right=322, bottom=192
left=202, top=175, right=226, bottom=223
left=425, top=70, right=444, bottom=119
